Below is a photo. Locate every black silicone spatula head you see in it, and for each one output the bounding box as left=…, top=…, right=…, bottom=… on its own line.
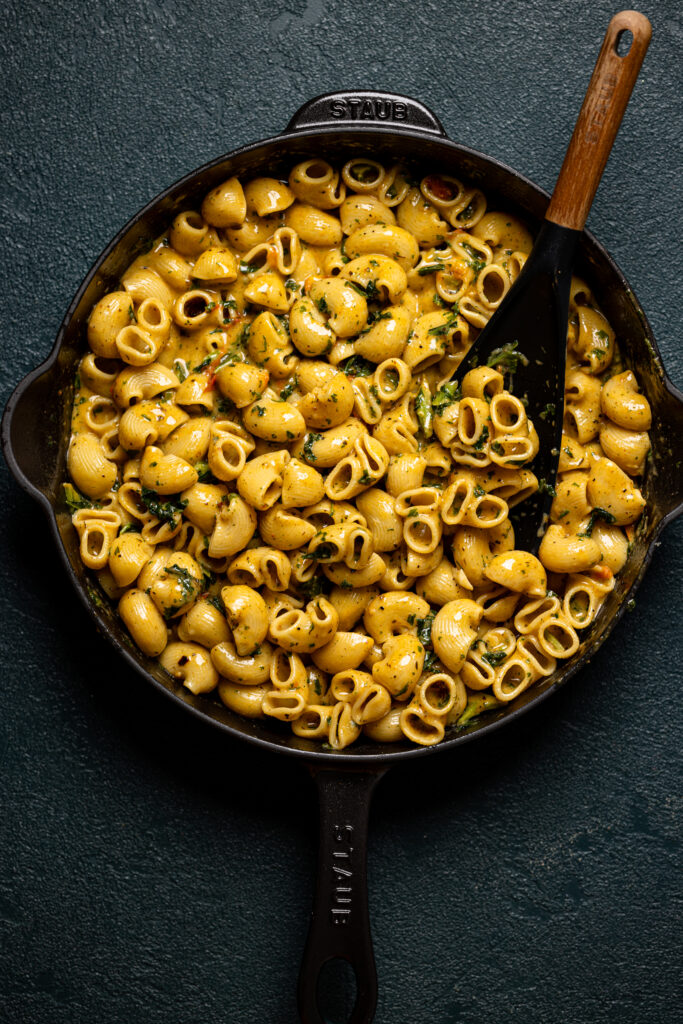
left=453, top=221, right=579, bottom=550
left=452, top=10, right=651, bottom=552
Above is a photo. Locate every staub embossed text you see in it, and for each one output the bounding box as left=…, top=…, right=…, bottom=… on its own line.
left=330, top=824, right=354, bottom=924
left=328, top=97, right=407, bottom=121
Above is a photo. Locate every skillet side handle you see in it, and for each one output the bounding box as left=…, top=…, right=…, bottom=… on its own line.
left=1, top=363, right=61, bottom=506
left=286, top=90, right=446, bottom=136
left=545, top=10, right=651, bottom=232
left=298, top=766, right=387, bottom=1024
left=656, top=380, right=683, bottom=524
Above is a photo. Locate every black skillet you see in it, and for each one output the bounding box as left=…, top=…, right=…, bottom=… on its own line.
left=3, top=85, right=683, bottom=1023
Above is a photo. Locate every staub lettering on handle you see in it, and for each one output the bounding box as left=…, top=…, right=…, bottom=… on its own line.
left=585, top=72, right=618, bottom=144
left=329, top=97, right=407, bottom=122
left=330, top=824, right=354, bottom=924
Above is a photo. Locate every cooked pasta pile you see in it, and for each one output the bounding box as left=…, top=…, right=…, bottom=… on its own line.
left=65, top=158, right=651, bottom=747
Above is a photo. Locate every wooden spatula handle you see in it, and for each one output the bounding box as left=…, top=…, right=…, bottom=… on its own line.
left=545, top=10, right=651, bottom=231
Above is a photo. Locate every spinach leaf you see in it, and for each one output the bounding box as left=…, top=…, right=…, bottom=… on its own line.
left=140, top=487, right=188, bottom=525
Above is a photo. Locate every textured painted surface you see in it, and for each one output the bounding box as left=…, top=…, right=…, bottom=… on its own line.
left=1, top=0, right=682, bottom=1022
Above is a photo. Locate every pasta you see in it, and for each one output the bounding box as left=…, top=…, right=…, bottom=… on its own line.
left=64, top=158, right=651, bottom=749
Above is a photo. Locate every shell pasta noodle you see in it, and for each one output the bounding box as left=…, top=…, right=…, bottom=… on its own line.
left=64, top=157, right=651, bottom=749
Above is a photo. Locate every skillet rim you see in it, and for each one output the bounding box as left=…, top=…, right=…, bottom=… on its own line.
left=3, top=119, right=683, bottom=767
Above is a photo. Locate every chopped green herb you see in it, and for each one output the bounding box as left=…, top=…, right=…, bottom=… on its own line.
left=428, top=310, right=460, bottom=336
left=340, top=354, right=375, bottom=377
left=279, top=375, right=298, bottom=400
left=173, top=359, right=189, bottom=382
left=415, top=383, right=433, bottom=438
left=579, top=506, right=616, bottom=537
left=460, top=242, right=487, bottom=275
left=298, top=574, right=330, bottom=599
left=537, top=478, right=557, bottom=498
left=193, top=354, right=215, bottom=373
left=236, top=321, right=251, bottom=347
left=432, top=380, right=462, bottom=415
left=140, top=487, right=188, bottom=525
left=423, top=650, right=439, bottom=672
left=199, top=332, right=250, bottom=376
left=164, top=563, right=200, bottom=602
left=416, top=612, right=435, bottom=649
left=63, top=483, right=95, bottom=514
left=473, top=425, right=490, bottom=451
left=417, top=262, right=446, bottom=276
left=482, top=649, right=507, bottom=667
left=207, top=593, right=225, bottom=615
left=303, top=431, right=323, bottom=463
left=345, top=280, right=369, bottom=298
left=360, top=309, right=391, bottom=334
left=486, top=340, right=529, bottom=376
left=457, top=694, right=501, bottom=727
left=194, top=461, right=214, bottom=483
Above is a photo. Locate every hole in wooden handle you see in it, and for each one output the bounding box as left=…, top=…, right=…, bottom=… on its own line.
left=615, top=28, right=634, bottom=56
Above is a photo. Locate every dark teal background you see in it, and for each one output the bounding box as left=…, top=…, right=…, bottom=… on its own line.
left=1, top=2, right=681, bottom=1022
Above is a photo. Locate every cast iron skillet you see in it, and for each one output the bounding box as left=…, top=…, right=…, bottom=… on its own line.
left=3, top=90, right=683, bottom=1023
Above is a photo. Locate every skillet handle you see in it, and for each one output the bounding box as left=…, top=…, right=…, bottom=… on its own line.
left=286, top=90, right=446, bottom=137
left=655, top=379, right=683, bottom=524
left=298, top=766, right=387, bottom=1024
left=1, top=362, right=61, bottom=507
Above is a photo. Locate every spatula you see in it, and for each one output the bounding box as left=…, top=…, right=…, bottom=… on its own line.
left=452, top=10, right=651, bottom=551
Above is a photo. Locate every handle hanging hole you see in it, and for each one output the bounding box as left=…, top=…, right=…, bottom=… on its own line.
left=316, top=958, right=358, bottom=1023
left=615, top=29, right=633, bottom=57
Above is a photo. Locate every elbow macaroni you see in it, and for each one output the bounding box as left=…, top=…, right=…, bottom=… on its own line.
left=65, top=158, right=652, bottom=749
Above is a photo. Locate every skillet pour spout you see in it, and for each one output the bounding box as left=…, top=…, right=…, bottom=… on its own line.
left=3, top=85, right=683, bottom=1024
